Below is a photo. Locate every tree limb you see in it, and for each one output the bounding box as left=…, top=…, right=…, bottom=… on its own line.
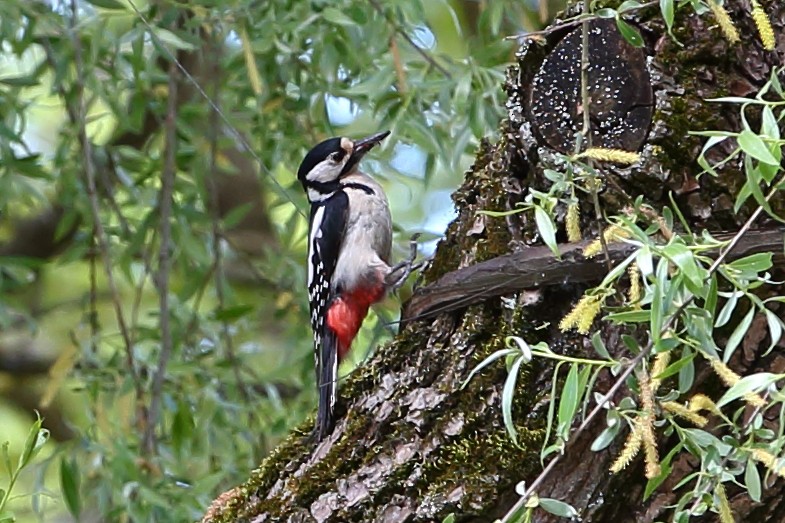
left=405, top=228, right=785, bottom=322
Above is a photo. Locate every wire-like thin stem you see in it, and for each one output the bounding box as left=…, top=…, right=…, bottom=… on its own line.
left=125, top=0, right=305, bottom=218
left=143, top=55, right=179, bottom=455
left=505, top=1, right=658, bottom=40
left=68, top=0, right=144, bottom=414
left=367, top=0, right=452, bottom=79
left=206, top=30, right=251, bottom=403
left=574, top=5, right=613, bottom=272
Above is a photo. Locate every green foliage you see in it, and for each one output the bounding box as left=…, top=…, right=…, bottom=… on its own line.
left=475, top=66, right=785, bottom=522
left=595, top=2, right=645, bottom=48
left=477, top=187, right=563, bottom=258
left=0, top=0, right=551, bottom=520
left=465, top=335, right=618, bottom=455
left=0, top=414, right=49, bottom=522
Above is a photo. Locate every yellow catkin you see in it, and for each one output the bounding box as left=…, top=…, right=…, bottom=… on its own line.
left=641, top=416, right=660, bottom=478
left=610, top=420, right=643, bottom=473
left=708, top=1, right=740, bottom=44
left=742, top=392, right=767, bottom=408
left=751, top=1, right=775, bottom=51
left=716, top=483, right=735, bottom=523
left=638, top=374, right=661, bottom=479
left=627, top=263, right=641, bottom=307
left=662, top=401, right=709, bottom=427
left=650, top=351, right=671, bottom=393
left=689, top=393, right=720, bottom=415
left=577, top=298, right=602, bottom=334
left=752, top=448, right=785, bottom=477
left=559, top=294, right=603, bottom=334
left=583, top=240, right=603, bottom=259
left=708, top=358, right=767, bottom=408
left=709, top=358, right=739, bottom=386
left=578, top=147, right=641, bottom=165
left=566, top=203, right=582, bottom=242
left=583, top=224, right=631, bottom=258
left=604, top=224, right=630, bottom=243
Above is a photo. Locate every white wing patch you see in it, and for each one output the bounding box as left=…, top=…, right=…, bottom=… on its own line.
left=307, top=204, right=334, bottom=346
left=307, top=206, right=325, bottom=291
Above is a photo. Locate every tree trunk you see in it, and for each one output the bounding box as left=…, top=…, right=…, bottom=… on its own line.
left=204, top=1, right=785, bottom=521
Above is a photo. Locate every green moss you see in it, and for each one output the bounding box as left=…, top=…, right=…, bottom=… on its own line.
left=424, top=128, right=526, bottom=284
left=213, top=425, right=312, bottom=521
left=652, top=96, right=703, bottom=180
left=212, top=399, right=390, bottom=521
left=431, top=428, right=542, bottom=482
left=213, top=236, right=553, bottom=522
left=380, top=300, right=551, bottom=519
left=295, top=423, right=369, bottom=499
left=420, top=427, right=544, bottom=519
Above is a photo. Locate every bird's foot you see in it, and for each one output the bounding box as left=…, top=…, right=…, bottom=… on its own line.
left=385, top=233, right=424, bottom=291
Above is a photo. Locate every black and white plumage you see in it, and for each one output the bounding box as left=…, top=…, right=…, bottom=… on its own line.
left=297, top=131, right=393, bottom=441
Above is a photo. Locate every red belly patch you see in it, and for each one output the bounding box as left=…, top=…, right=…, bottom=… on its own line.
left=326, top=284, right=386, bottom=360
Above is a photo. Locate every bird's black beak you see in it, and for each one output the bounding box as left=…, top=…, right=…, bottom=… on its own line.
left=341, top=130, right=390, bottom=175
left=353, top=130, right=390, bottom=155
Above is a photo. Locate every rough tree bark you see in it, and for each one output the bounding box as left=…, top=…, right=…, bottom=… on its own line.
left=204, top=1, right=785, bottom=521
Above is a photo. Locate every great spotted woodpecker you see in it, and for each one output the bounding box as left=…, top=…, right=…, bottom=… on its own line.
left=297, top=131, right=414, bottom=441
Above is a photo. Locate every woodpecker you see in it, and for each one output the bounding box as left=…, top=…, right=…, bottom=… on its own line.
left=298, top=130, right=413, bottom=441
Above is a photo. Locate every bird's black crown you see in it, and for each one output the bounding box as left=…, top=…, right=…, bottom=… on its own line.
left=297, top=137, right=347, bottom=183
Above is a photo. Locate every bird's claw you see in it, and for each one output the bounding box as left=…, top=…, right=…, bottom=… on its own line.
left=385, top=233, right=423, bottom=290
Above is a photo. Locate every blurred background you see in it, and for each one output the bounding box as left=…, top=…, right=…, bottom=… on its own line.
left=0, top=0, right=565, bottom=520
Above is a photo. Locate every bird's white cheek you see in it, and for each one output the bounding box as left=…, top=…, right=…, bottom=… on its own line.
left=306, top=161, right=342, bottom=184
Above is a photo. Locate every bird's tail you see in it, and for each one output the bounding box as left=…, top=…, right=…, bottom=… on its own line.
left=315, top=328, right=339, bottom=441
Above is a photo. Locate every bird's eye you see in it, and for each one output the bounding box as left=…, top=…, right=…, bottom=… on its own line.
left=329, top=152, right=340, bottom=162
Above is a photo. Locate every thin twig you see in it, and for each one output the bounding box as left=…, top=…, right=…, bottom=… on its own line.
left=124, top=0, right=305, bottom=218
left=143, top=54, right=179, bottom=455
left=68, top=0, right=144, bottom=413
left=575, top=5, right=613, bottom=272
left=500, top=171, right=785, bottom=521
left=42, top=36, right=149, bottom=349
left=505, top=1, right=658, bottom=40
left=206, top=29, right=251, bottom=403
left=89, top=228, right=98, bottom=355
left=389, top=35, right=408, bottom=94
left=367, top=0, right=452, bottom=79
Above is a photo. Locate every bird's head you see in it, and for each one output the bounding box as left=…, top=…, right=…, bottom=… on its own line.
left=297, top=131, right=390, bottom=199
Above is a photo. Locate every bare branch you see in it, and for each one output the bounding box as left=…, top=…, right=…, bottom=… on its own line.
left=206, top=31, right=253, bottom=402
left=143, top=53, right=179, bottom=455
left=367, top=0, right=452, bottom=79
left=404, top=228, right=785, bottom=322
left=68, top=0, right=144, bottom=414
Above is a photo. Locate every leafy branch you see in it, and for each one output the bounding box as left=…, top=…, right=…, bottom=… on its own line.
left=0, top=414, right=49, bottom=520
left=491, top=67, right=785, bottom=523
